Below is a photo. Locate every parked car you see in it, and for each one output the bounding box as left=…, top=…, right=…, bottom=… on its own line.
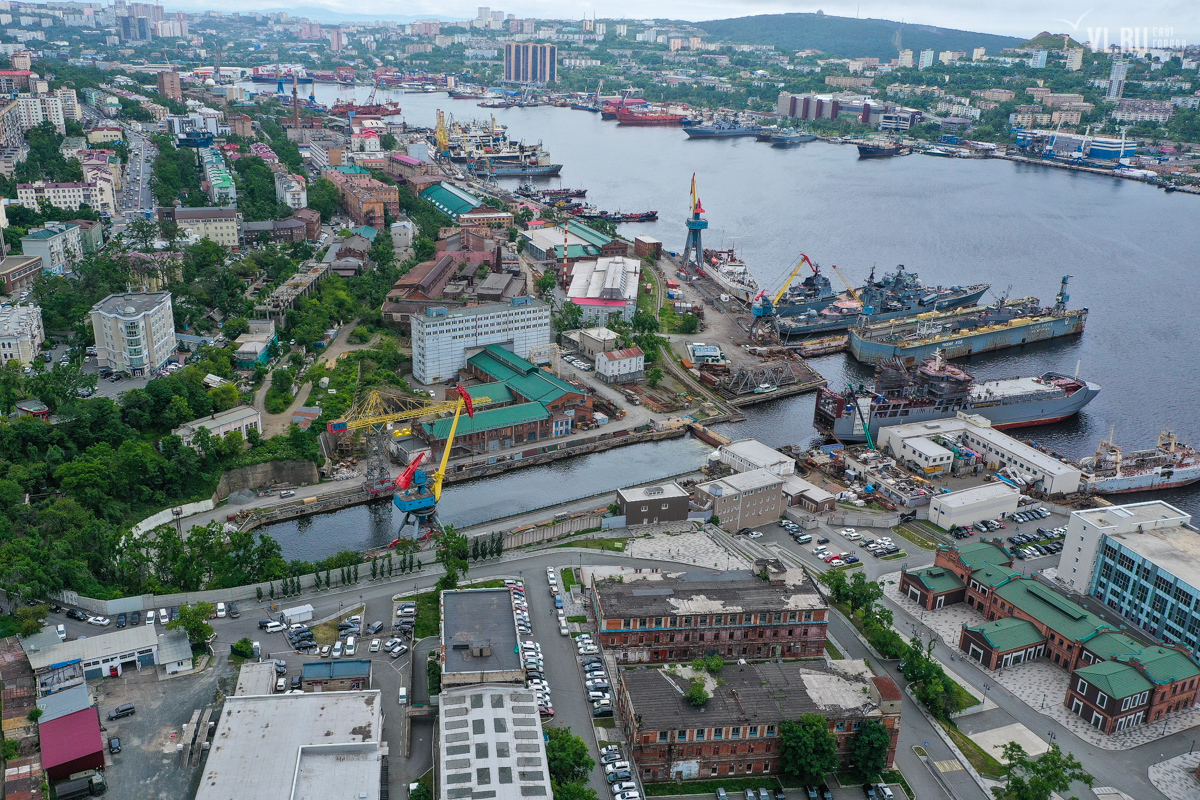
left=87, top=616, right=111, bottom=626
left=130, top=610, right=141, bottom=625
left=109, top=736, right=121, bottom=754
left=116, top=613, right=127, bottom=628
left=107, top=704, right=135, bottom=720
left=66, top=608, right=88, bottom=621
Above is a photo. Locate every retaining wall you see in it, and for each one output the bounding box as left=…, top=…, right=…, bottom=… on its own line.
left=130, top=500, right=216, bottom=537
left=214, top=459, right=321, bottom=500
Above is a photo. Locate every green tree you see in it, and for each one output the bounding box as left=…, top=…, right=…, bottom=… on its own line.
left=684, top=679, right=710, bottom=706
left=645, top=367, right=663, bottom=387
left=231, top=637, right=255, bottom=658
left=994, top=743, right=1093, bottom=800
left=427, top=657, right=442, bottom=694
left=369, top=228, right=395, bottom=269
left=168, top=601, right=215, bottom=643
left=846, top=571, right=884, bottom=615
left=779, top=714, right=839, bottom=787
left=306, top=178, right=341, bottom=222
left=409, top=783, right=432, bottom=800
left=126, top=217, right=159, bottom=251
left=537, top=270, right=557, bottom=295
left=849, top=719, right=892, bottom=779
left=434, top=525, right=470, bottom=590
left=379, top=133, right=398, bottom=150
left=690, top=654, right=724, bottom=674
left=15, top=605, right=49, bottom=637
left=545, top=727, right=594, bottom=784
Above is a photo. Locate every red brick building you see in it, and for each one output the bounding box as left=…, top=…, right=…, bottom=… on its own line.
left=617, top=660, right=900, bottom=783
left=592, top=563, right=828, bottom=664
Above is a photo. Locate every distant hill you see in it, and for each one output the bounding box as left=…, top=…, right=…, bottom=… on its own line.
left=695, top=13, right=1024, bottom=60
left=1020, top=31, right=1086, bottom=49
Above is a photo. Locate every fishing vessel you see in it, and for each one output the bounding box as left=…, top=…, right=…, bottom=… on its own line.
left=1079, top=431, right=1200, bottom=494
left=813, top=351, right=1100, bottom=443
left=572, top=209, right=658, bottom=222
left=856, top=138, right=906, bottom=158
left=471, top=148, right=563, bottom=177
left=699, top=248, right=760, bottom=302
left=775, top=264, right=989, bottom=333
left=330, top=99, right=402, bottom=116
left=848, top=276, right=1086, bottom=365
left=771, top=128, right=818, bottom=146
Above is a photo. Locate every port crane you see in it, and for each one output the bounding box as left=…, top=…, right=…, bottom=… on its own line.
left=327, top=386, right=486, bottom=492
left=752, top=253, right=819, bottom=319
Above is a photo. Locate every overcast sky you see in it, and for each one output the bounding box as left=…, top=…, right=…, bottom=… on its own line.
left=178, top=0, right=1200, bottom=44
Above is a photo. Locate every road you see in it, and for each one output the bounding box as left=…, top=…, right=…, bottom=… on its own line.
left=109, top=124, right=157, bottom=237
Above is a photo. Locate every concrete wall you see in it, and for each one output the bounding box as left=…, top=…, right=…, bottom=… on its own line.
left=214, top=459, right=321, bottom=500
left=130, top=500, right=216, bottom=536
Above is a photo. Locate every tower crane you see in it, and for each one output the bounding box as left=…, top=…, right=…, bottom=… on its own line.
left=435, top=109, right=449, bottom=157
left=830, top=265, right=860, bottom=302
left=751, top=253, right=818, bottom=318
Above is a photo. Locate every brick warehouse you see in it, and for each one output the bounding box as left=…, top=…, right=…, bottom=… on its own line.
left=616, top=660, right=901, bottom=782
left=901, top=541, right=1200, bottom=734
left=591, top=561, right=828, bottom=664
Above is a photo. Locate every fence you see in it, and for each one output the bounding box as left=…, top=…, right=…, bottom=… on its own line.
left=502, top=515, right=604, bottom=548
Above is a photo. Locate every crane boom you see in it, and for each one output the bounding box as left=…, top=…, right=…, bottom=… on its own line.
left=772, top=253, right=817, bottom=306
left=830, top=265, right=860, bottom=302
left=430, top=385, right=476, bottom=501
left=326, top=392, right=489, bottom=434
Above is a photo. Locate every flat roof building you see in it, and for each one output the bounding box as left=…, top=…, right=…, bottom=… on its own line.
left=196, top=691, right=385, bottom=800
left=592, top=567, right=827, bottom=663
left=440, top=588, right=522, bottom=688
left=0, top=302, right=44, bottom=366
left=89, top=291, right=176, bottom=376
left=693, top=468, right=786, bottom=532
left=716, top=438, right=796, bottom=477
left=172, top=405, right=262, bottom=449
left=928, top=482, right=1020, bottom=531
left=411, top=298, right=550, bottom=385
left=616, top=481, right=690, bottom=526
left=437, top=683, right=554, bottom=800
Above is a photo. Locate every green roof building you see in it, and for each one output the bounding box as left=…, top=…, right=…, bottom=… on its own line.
left=420, top=182, right=481, bottom=220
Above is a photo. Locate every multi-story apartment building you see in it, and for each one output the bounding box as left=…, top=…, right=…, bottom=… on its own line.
left=89, top=292, right=177, bottom=376
left=16, top=94, right=65, bottom=134
left=0, top=303, right=44, bottom=366
left=156, top=70, right=182, bottom=101
left=592, top=564, right=828, bottom=663
left=159, top=207, right=242, bottom=249
left=503, top=42, right=557, bottom=84
left=617, top=659, right=901, bottom=782
left=17, top=180, right=114, bottom=216
left=411, top=297, right=550, bottom=384
left=0, top=255, right=42, bottom=295
left=20, top=222, right=82, bottom=275
left=274, top=173, right=307, bottom=209
left=693, top=468, right=786, bottom=531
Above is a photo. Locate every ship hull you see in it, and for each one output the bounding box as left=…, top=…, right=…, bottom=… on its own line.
left=1084, top=468, right=1200, bottom=494
left=476, top=164, right=563, bottom=177
left=857, top=144, right=902, bottom=158
left=253, top=75, right=313, bottom=84
left=848, top=310, right=1088, bottom=364
left=777, top=285, right=990, bottom=332
left=772, top=135, right=817, bottom=146
left=704, top=268, right=757, bottom=302
left=815, top=380, right=1100, bottom=443
left=685, top=128, right=761, bottom=138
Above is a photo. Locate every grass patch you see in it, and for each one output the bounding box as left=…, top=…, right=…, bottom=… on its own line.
left=948, top=678, right=981, bottom=710
left=942, top=720, right=1004, bottom=779
left=592, top=717, right=616, bottom=729
left=892, top=524, right=938, bottom=550
left=643, top=776, right=782, bottom=797
left=825, top=640, right=844, bottom=660
left=566, top=615, right=587, bottom=624
left=882, top=769, right=914, bottom=800
left=827, top=562, right=865, bottom=573
left=556, top=537, right=628, bottom=552
left=408, top=578, right=505, bottom=640
left=311, top=606, right=363, bottom=646
left=560, top=568, right=577, bottom=591
left=0, top=616, right=20, bottom=638
left=881, top=551, right=908, bottom=561
left=835, top=769, right=870, bottom=787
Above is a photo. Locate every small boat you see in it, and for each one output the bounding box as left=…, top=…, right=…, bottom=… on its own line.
left=754, top=383, right=778, bottom=394
left=923, top=146, right=956, bottom=157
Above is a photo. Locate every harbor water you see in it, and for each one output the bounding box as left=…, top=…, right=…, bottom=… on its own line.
left=245, top=82, right=1200, bottom=557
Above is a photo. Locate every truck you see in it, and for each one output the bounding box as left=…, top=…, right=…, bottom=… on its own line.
left=282, top=604, right=314, bottom=625
left=55, top=772, right=106, bottom=798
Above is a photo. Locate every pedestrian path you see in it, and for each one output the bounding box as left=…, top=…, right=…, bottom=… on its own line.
left=934, top=759, right=964, bottom=773
left=624, top=527, right=752, bottom=570
left=1149, top=753, right=1200, bottom=800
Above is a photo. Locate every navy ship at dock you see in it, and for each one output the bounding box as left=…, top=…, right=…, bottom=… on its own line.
left=813, top=351, right=1100, bottom=443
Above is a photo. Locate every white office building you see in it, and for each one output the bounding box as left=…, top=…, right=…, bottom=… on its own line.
left=411, top=297, right=551, bottom=384
left=0, top=303, right=44, bottom=365
left=595, top=346, right=644, bottom=384
left=89, top=292, right=177, bottom=376
left=566, top=255, right=640, bottom=323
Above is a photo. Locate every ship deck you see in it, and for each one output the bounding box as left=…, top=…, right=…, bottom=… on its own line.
left=970, top=377, right=1064, bottom=401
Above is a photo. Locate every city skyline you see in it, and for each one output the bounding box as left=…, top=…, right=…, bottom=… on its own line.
left=153, top=0, right=1200, bottom=43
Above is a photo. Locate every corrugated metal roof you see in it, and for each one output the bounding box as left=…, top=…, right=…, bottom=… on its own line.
left=39, top=707, right=103, bottom=770
left=36, top=684, right=92, bottom=723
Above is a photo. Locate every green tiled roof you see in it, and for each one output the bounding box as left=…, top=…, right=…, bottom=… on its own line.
left=421, top=402, right=548, bottom=440
left=908, top=566, right=965, bottom=594
left=968, top=618, right=1045, bottom=653
left=949, top=541, right=1011, bottom=570
left=1074, top=660, right=1152, bottom=700
left=994, top=580, right=1113, bottom=643
left=972, top=562, right=1021, bottom=588
left=464, top=383, right=513, bottom=406
left=352, top=225, right=378, bottom=241
left=467, top=345, right=577, bottom=405
left=421, top=182, right=481, bottom=219
left=1086, top=632, right=1200, bottom=684
left=566, top=219, right=613, bottom=247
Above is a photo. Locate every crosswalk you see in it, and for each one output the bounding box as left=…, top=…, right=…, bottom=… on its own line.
left=934, top=759, right=964, bottom=773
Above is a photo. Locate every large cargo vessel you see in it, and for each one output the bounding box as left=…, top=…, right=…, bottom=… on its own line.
left=1080, top=431, right=1200, bottom=494
left=775, top=264, right=989, bottom=334
left=856, top=138, right=906, bottom=158
left=848, top=277, right=1086, bottom=365
left=813, top=352, right=1100, bottom=443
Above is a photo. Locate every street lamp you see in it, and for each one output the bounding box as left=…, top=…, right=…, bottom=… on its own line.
left=1041, top=693, right=1046, bottom=710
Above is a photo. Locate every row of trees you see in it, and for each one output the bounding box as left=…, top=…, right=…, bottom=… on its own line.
left=150, top=134, right=207, bottom=207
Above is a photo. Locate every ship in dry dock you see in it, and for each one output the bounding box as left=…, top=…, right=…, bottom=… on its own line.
left=1079, top=430, right=1200, bottom=494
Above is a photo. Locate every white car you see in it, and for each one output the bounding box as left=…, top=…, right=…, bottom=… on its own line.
left=828, top=559, right=845, bottom=567
left=813, top=546, right=828, bottom=555
left=845, top=532, right=862, bottom=541
left=56, top=624, right=67, bottom=641
left=87, top=616, right=111, bottom=626
left=840, top=528, right=856, bottom=537
left=369, top=638, right=381, bottom=653
left=578, top=645, right=599, bottom=655
left=332, top=641, right=344, bottom=658
left=747, top=531, right=763, bottom=539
